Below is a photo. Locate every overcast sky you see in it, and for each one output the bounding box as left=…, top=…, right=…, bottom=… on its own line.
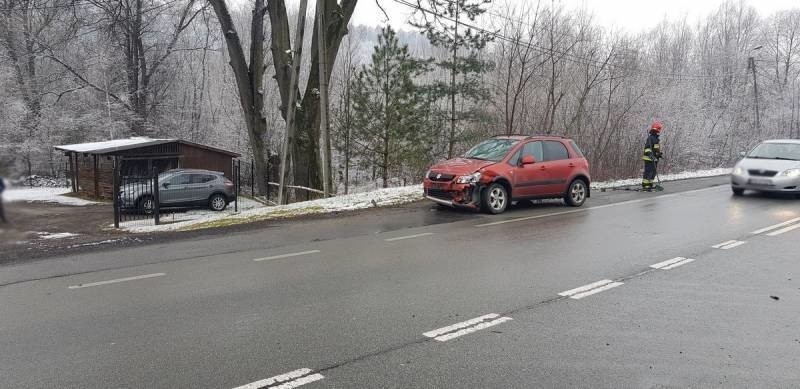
left=349, top=0, right=799, bottom=34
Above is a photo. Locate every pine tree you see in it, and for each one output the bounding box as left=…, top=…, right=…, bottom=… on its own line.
left=411, top=0, right=495, bottom=158
left=350, top=26, right=432, bottom=188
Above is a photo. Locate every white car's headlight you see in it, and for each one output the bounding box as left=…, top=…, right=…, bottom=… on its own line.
left=779, top=168, right=800, bottom=178
left=456, top=172, right=481, bottom=184
left=733, top=166, right=745, bottom=175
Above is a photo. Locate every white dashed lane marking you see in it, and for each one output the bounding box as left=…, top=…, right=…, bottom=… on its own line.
left=558, top=279, right=624, bottom=299
left=423, top=313, right=513, bottom=342
left=766, top=223, right=800, bottom=236
left=751, top=217, right=800, bottom=235
left=233, top=368, right=324, bottom=389
left=712, top=240, right=746, bottom=250
left=68, top=273, right=165, bottom=289
left=650, top=257, right=696, bottom=270
left=253, top=250, right=321, bottom=262
left=384, top=232, right=435, bottom=242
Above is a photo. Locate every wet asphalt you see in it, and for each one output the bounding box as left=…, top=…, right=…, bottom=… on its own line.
left=1, top=176, right=799, bottom=388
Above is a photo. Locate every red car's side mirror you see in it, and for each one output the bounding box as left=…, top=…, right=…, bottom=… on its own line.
left=521, top=155, right=536, bottom=165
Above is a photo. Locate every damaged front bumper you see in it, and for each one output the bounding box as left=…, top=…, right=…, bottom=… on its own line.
left=423, top=179, right=482, bottom=210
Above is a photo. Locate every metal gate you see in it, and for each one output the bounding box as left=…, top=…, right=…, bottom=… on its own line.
left=113, top=164, right=161, bottom=228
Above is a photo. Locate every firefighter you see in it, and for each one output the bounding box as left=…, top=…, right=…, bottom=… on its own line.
left=642, top=121, right=663, bottom=191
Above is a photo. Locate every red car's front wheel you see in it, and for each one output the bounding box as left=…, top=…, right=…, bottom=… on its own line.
left=482, top=183, right=509, bottom=214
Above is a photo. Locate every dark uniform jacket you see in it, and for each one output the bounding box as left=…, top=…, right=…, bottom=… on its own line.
left=643, top=134, right=662, bottom=162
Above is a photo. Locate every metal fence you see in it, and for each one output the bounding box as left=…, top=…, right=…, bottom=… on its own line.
left=112, top=161, right=242, bottom=229
left=113, top=167, right=162, bottom=228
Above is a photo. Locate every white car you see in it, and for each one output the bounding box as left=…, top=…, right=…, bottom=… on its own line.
left=731, top=139, right=800, bottom=197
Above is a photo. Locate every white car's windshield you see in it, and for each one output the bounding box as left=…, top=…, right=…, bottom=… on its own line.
left=747, top=143, right=800, bottom=161
left=464, top=139, right=518, bottom=162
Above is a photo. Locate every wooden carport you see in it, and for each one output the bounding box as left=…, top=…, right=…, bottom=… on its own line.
left=55, top=137, right=240, bottom=199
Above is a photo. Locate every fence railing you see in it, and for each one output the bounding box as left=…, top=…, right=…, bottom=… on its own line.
left=112, top=160, right=243, bottom=228
left=237, top=160, right=324, bottom=203
left=113, top=166, right=161, bottom=228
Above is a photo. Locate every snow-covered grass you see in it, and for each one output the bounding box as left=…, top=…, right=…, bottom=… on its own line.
left=591, top=168, right=731, bottom=189
left=3, top=187, right=99, bottom=206
left=120, top=185, right=423, bottom=233
left=132, top=196, right=266, bottom=227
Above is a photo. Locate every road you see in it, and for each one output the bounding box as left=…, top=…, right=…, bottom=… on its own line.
left=1, top=176, right=799, bottom=388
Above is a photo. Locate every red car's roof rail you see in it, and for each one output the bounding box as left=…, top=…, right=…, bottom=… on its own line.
left=492, top=134, right=567, bottom=139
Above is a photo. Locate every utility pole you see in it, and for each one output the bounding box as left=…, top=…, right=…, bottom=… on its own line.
left=316, top=0, right=331, bottom=197
left=448, top=0, right=459, bottom=159
left=344, top=65, right=354, bottom=194
left=278, top=0, right=309, bottom=205
left=748, top=56, right=761, bottom=135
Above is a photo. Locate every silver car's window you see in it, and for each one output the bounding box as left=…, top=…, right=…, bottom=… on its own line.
left=191, top=174, right=216, bottom=184
left=748, top=143, right=800, bottom=161
left=167, top=174, right=191, bottom=185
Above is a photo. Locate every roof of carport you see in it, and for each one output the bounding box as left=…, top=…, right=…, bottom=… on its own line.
left=55, top=137, right=240, bottom=157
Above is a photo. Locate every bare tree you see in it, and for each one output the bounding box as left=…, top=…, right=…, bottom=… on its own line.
left=268, top=0, right=357, bottom=196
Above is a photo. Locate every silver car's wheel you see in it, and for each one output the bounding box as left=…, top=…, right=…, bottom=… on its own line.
left=481, top=183, right=508, bottom=214
left=209, top=194, right=227, bottom=211
left=565, top=179, right=587, bottom=207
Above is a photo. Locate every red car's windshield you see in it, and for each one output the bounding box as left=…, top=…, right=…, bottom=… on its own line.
left=464, top=139, right=518, bottom=162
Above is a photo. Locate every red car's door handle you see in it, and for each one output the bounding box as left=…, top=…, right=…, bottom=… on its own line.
left=539, top=166, right=547, bottom=170
left=568, top=163, right=575, bottom=167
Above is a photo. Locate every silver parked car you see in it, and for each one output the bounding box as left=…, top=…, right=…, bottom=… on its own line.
left=120, top=169, right=236, bottom=212
left=731, top=139, right=800, bottom=197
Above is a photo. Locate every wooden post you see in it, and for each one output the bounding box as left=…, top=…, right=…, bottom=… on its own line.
left=69, top=153, right=76, bottom=193
left=93, top=154, right=99, bottom=198
left=278, top=0, right=309, bottom=205
left=74, top=154, right=80, bottom=194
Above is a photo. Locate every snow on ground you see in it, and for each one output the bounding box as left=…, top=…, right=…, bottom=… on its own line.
left=121, top=185, right=423, bottom=233
left=3, top=187, right=99, bottom=206
left=591, top=168, right=731, bottom=189
left=37, top=232, right=80, bottom=240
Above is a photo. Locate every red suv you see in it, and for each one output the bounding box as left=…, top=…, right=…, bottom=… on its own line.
left=423, top=135, right=591, bottom=214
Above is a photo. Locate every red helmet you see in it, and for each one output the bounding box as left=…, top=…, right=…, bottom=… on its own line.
left=650, top=121, right=663, bottom=133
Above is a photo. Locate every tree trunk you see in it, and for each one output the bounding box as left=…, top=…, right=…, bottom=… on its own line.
left=268, top=0, right=357, bottom=198
left=208, top=0, right=268, bottom=195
